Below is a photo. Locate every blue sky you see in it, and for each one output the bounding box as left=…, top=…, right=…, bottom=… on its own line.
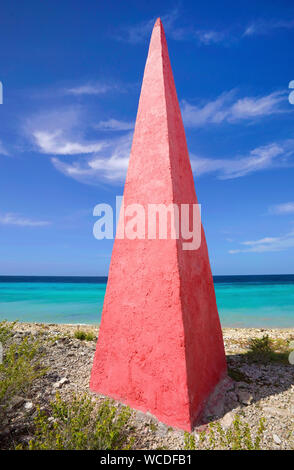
left=0, top=0, right=294, bottom=276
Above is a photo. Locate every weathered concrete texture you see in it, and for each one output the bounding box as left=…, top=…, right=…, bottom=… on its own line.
left=90, top=18, right=227, bottom=431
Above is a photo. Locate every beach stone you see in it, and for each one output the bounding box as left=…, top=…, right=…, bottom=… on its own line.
left=273, top=434, right=281, bottom=445
left=9, top=396, right=25, bottom=410
left=53, top=377, right=69, bottom=389
left=238, top=390, right=253, bottom=405
left=24, top=401, right=34, bottom=411
left=236, top=381, right=249, bottom=389
left=221, top=411, right=235, bottom=429
left=23, top=402, right=35, bottom=415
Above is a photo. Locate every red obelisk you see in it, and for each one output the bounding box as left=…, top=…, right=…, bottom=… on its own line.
left=90, top=18, right=227, bottom=431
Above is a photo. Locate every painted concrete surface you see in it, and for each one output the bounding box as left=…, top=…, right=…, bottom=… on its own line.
left=90, top=18, right=227, bottom=431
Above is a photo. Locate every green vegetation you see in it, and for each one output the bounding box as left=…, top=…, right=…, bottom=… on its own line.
left=24, top=394, right=134, bottom=450
left=0, top=321, right=46, bottom=418
left=184, top=431, right=199, bottom=450
left=228, top=367, right=252, bottom=383
left=148, top=422, right=158, bottom=432
left=184, top=415, right=266, bottom=450
left=74, top=330, right=96, bottom=341
left=0, top=320, right=14, bottom=344
left=246, top=334, right=292, bottom=363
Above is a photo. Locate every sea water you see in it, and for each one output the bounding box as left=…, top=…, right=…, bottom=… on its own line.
left=0, top=275, right=293, bottom=328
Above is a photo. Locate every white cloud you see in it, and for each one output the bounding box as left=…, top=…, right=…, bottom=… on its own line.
left=115, top=9, right=181, bottom=44
left=115, top=8, right=229, bottom=46
left=51, top=133, right=132, bottom=184
left=117, top=11, right=294, bottom=47
left=229, top=230, right=294, bottom=254
left=53, top=139, right=289, bottom=185
left=0, top=213, right=51, bottom=227
left=244, top=19, right=294, bottom=36
left=181, top=90, right=287, bottom=127
left=26, top=108, right=108, bottom=155
left=24, top=98, right=294, bottom=185
left=269, top=202, right=294, bottom=215
left=96, top=119, right=134, bottom=131
left=33, top=130, right=107, bottom=155
left=230, top=92, right=286, bottom=119
left=25, top=107, right=133, bottom=183
left=194, top=30, right=226, bottom=45
left=26, top=107, right=81, bottom=134
left=65, top=83, right=112, bottom=96
left=191, top=140, right=294, bottom=179
left=0, top=140, right=9, bottom=156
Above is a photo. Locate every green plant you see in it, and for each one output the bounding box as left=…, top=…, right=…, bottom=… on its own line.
left=228, top=367, right=252, bottom=383
left=149, top=422, right=158, bottom=432
left=0, top=334, right=46, bottom=414
left=0, top=320, right=15, bottom=344
left=74, top=330, right=95, bottom=341
left=184, top=432, right=197, bottom=450
left=246, top=335, right=291, bottom=363
left=26, top=394, right=134, bottom=450
left=184, top=415, right=266, bottom=450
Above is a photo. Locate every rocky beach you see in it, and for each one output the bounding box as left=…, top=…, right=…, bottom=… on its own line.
left=0, top=322, right=294, bottom=450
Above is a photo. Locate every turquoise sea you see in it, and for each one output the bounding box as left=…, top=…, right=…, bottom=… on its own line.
left=0, top=275, right=294, bottom=328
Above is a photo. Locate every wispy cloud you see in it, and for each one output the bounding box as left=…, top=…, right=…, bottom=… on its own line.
left=229, top=230, right=294, bottom=254
left=51, top=139, right=292, bottom=184
left=24, top=99, right=294, bottom=184
left=191, top=140, right=294, bottom=179
left=116, top=9, right=294, bottom=46
left=51, top=133, right=132, bottom=184
left=25, top=106, right=133, bottom=183
left=95, top=119, right=134, bottom=131
left=65, top=83, right=112, bottom=96
left=0, top=213, right=51, bottom=227
left=33, top=130, right=107, bottom=155
left=194, top=30, right=226, bottom=45
left=0, top=140, right=9, bottom=156
left=26, top=108, right=108, bottom=155
left=115, top=9, right=180, bottom=44
left=115, top=8, right=229, bottom=46
left=181, top=90, right=288, bottom=127
left=269, top=202, right=294, bottom=215
left=244, top=18, right=294, bottom=36
left=194, top=18, right=294, bottom=44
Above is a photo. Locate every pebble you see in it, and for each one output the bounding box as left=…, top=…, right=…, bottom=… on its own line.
left=273, top=434, right=281, bottom=445
left=221, top=411, right=235, bottom=429
left=53, top=377, right=69, bottom=388
left=238, top=390, right=253, bottom=405
left=24, top=402, right=34, bottom=411
left=9, top=396, right=25, bottom=409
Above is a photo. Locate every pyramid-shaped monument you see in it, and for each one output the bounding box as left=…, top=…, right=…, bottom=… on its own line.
left=90, top=18, right=227, bottom=431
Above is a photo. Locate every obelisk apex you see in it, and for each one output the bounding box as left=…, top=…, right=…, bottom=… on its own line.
left=90, top=19, right=227, bottom=431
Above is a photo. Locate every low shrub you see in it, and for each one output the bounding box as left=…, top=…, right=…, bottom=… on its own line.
left=74, top=330, right=95, bottom=341
left=246, top=335, right=291, bottom=363
left=184, top=415, right=266, bottom=450
left=25, top=394, right=134, bottom=450
left=0, top=322, right=46, bottom=416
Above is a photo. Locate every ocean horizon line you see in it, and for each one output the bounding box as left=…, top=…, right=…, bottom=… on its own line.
left=1, top=274, right=294, bottom=284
